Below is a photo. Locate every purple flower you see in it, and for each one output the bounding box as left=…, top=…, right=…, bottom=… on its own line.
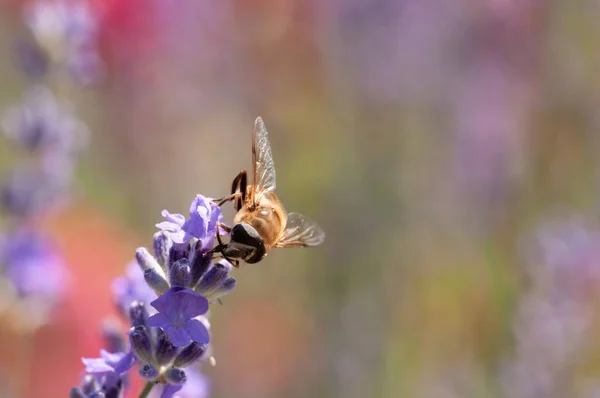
left=75, top=350, right=134, bottom=397
left=81, top=349, right=136, bottom=375
left=112, top=261, right=158, bottom=314
left=156, top=194, right=222, bottom=250
left=157, top=211, right=187, bottom=243
left=24, top=0, right=104, bottom=84
left=502, top=217, right=600, bottom=397
left=2, top=229, right=69, bottom=298
left=13, top=39, right=49, bottom=78
left=1, top=88, right=88, bottom=218
left=161, top=384, right=184, bottom=398
left=1, top=166, right=60, bottom=218
left=1, top=86, right=88, bottom=153
left=147, top=287, right=210, bottom=347
left=151, top=366, right=210, bottom=398
left=170, top=368, right=210, bottom=398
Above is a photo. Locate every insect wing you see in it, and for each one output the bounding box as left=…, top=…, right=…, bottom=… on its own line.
left=275, top=212, right=325, bottom=248
left=252, top=117, right=277, bottom=201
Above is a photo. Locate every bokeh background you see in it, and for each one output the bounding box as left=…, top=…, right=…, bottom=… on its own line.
left=1, top=0, right=600, bottom=397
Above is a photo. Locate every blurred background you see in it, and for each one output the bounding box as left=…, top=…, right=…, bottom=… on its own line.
left=1, top=0, right=600, bottom=397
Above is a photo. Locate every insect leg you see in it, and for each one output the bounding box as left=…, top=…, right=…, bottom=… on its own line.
left=214, top=224, right=239, bottom=268
left=213, top=194, right=237, bottom=207
left=217, top=222, right=232, bottom=234
left=214, top=171, right=247, bottom=208
left=231, top=170, right=247, bottom=212
left=205, top=222, right=231, bottom=255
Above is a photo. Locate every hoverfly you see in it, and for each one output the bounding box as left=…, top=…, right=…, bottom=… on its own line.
left=211, top=117, right=325, bottom=266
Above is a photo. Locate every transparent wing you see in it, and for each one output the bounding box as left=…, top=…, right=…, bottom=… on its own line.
left=252, top=117, right=277, bottom=199
left=275, top=212, right=325, bottom=248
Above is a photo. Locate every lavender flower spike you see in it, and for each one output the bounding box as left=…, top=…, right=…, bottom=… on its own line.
left=156, top=194, right=222, bottom=250
left=147, top=287, right=210, bottom=347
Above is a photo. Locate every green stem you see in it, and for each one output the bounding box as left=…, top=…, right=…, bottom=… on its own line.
left=139, top=382, right=155, bottom=398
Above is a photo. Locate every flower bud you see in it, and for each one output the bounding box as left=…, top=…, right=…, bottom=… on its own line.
left=206, top=276, right=237, bottom=301
left=195, top=261, right=230, bottom=295
left=168, top=243, right=190, bottom=268
left=173, top=342, right=207, bottom=368
left=129, top=301, right=148, bottom=327
left=129, top=326, right=153, bottom=364
left=153, top=231, right=172, bottom=272
left=155, top=328, right=178, bottom=366
left=136, top=247, right=166, bottom=279
left=169, top=258, right=191, bottom=287
left=102, top=372, right=123, bottom=397
left=139, top=363, right=159, bottom=380
left=101, top=320, right=126, bottom=353
left=189, top=240, right=212, bottom=285
left=69, top=388, right=85, bottom=398
left=144, top=268, right=170, bottom=295
left=164, top=367, right=187, bottom=385
left=81, top=374, right=100, bottom=395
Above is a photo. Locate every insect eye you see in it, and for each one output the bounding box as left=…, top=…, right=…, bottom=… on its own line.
left=231, top=223, right=263, bottom=246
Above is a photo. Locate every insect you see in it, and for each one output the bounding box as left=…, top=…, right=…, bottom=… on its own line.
left=211, top=117, right=325, bottom=266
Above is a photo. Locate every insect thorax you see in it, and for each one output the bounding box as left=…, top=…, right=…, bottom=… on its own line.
left=234, top=204, right=285, bottom=247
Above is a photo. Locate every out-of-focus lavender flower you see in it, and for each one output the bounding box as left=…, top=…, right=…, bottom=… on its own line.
left=155, top=367, right=209, bottom=398
left=70, top=372, right=124, bottom=398
left=147, top=287, right=210, bottom=347
left=111, top=261, right=158, bottom=316
left=317, top=0, right=459, bottom=103
left=1, top=86, right=88, bottom=153
left=102, top=319, right=128, bottom=354
left=24, top=0, right=104, bottom=84
left=1, top=87, right=88, bottom=219
left=534, top=217, right=600, bottom=296
left=1, top=229, right=68, bottom=299
left=13, top=39, right=49, bottom=78
left=82, top=350, right=136, bottom=375
left=157, top=194, right=223, bottom=250
left=1, top=165, right=62, bottom=218
left=502, top=216, right=600, bottom=398
left=0, top=229, right=70, bottom=329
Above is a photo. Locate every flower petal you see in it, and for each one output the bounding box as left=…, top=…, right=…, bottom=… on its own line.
left=167, top=326, right=191, bottom=347
left=182, top=195, right=212, bottom=240
left=112, top=350, right=136, bottom=375
left=162, top=210, right=186, bottom=226
left=99, top=349, right=123, bottom=364
left=169, top=230, right=187, bottom=245
left=189, top=195, right=210, bottom=216
left=161, top=384, right=183, bottom=398
left=183, top=218, right=207, bottom=241
left=147, top=312, right=169, bottom=328
left=155, top=221, right=180, bottom=232
left=149, top=288, right=173, bottom=313
left=184, top=319, right=210, bottom=344
left=179, top=370, right=210, bottom=398
left=208, top=202, right=222, bottom=232
left=81, top=357, right=113, bottom=373
left=175, top=289, right=209, bottom=319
